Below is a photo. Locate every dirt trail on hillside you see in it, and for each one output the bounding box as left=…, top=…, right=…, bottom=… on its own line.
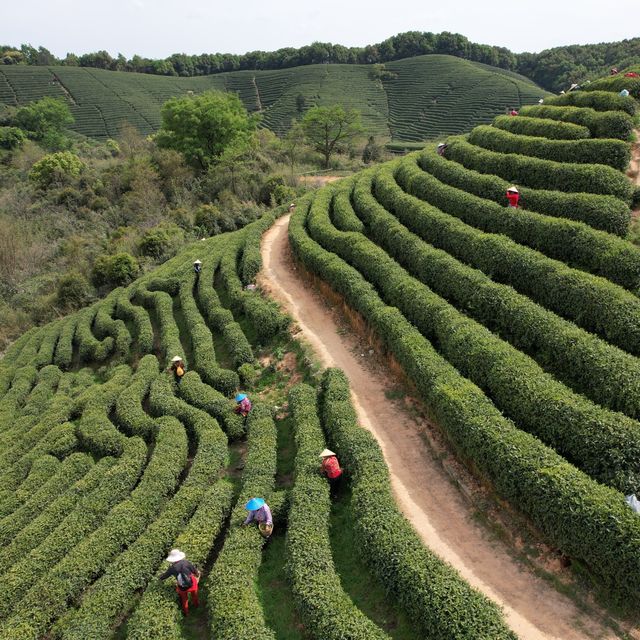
left=259, top=214, right=621, bottom=640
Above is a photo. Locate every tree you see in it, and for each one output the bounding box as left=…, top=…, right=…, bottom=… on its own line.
left=29, top=151, right=84, bottom=188
left=281, top=120, right=306, bottom=177
left=156, top=91, right=258, bottom=171
left=301, top=105, right=363, bottom=169
left=14, top=97, right=74, bottom=148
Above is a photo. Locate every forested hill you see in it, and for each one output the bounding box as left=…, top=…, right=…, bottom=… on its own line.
left=0, top=55, right=549, bottom=142
left=2, top=31, right=640, bottom=92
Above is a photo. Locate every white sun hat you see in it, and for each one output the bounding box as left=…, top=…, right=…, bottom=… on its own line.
left=171, top=355, right=183, bottom=363
left=166, top=549, right=186, bottom=563
left=319, top=448, right=336, bottom=458
left=507, top=185, right=519, bottom=193
left=193, top=259, right=202, bottom=264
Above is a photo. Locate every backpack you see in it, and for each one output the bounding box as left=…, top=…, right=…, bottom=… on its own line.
left=176, top=570, right=193, bottom=589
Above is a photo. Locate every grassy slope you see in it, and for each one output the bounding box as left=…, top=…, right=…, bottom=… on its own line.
left=0, top=55, right=549, bottom=142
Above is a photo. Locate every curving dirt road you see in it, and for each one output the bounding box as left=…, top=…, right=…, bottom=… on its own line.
left=259, top=214, right=622, bottom=640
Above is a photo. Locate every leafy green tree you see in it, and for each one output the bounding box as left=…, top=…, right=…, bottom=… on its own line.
left=156, top=91, right=258, bottom=171
left=29, top=151, right=84, bottom=188
left=301, top=105, right=363, bottom=168
left=14, top=97, right=74, bottom=148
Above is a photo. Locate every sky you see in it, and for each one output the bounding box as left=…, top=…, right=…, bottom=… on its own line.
left=4, top=0, right=639, bottom=59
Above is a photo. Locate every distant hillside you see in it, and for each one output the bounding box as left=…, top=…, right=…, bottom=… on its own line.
left=0, top=55, right=549, bottom=142
left=4, top=32, right=640, bottom=92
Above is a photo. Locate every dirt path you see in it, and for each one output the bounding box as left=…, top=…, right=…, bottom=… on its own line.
left=259, top=214, right=622, bottom=640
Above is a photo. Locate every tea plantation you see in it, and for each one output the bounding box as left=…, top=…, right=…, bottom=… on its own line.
left=288, top=88, right=640, bottom=605
left=0, top=205, right=515, bottom=638
left=0, top=55, right=548, bottom=142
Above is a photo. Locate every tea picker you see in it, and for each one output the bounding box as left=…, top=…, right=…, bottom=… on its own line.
left=159, top=549, right=201, bottom=615
left=243, top=497, right=273, bottom=538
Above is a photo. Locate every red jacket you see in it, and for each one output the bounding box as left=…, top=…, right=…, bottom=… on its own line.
left=322, top=456, right=342, bottom=479
left=506, top=191, right=520, bottom=208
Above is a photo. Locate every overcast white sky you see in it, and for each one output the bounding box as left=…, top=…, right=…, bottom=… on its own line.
left=4, top=0, right=639, bottom=58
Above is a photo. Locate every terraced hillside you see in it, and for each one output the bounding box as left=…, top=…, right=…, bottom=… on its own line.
left=0, top=205, right=518, bottom=639
left=288, top=89, right=640, bottom=606
left=0, top=55, right=548, bottom=142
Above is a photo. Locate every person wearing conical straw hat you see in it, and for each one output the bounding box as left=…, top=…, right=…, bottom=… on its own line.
left=159, top=549, right=201, bottom=615
left=169, top=355, right=186, bottom=382
left=193, top=259, right=202, bottom=277
left=234, top=393, right=252, bottom=419
left=505, top=185, right=520, bottom=209
left=243, top=497, right=273, bottom=538
left=320, top=448, right=343, bottom=497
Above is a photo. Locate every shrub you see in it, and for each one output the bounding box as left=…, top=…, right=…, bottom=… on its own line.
left=92, top=252, right=139, bottom=288
left=0, top=126, right=26, bottom=150
left=469, top=125, right=630, bottom=171
left=258, top=175, right=286, bottom=205
left=29, top=151, right=84, bottom=188
left=137, top=226, right=176, bottom=260
left=194, top=203, right=224, bottom=236
left=55, top=272, right=92, bottom=311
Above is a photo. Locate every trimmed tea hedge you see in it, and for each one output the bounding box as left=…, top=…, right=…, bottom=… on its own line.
left=218, top=234, right=290, bottom=343
left=519, top=104, right=634, bottom=140
left=196, top=254, right=254, bottom=367
left=318, top=184, right=640, bottom=491
left=178, top=271, right=239, bottom=395
left=287, top=383, right=389, bottom=640
left=0, top=454, right=91, bottom=555
left=445, top=135, right=634, bottom=202
left=492, top=114, right=591, bottom=140
left=177, top=370, right=244, bottom=439
left=319, top=369, right=516, bottom=639
left=114, top=354, right=159, bottom=441
left=2, top=456, right=117, bottom=568
left=396, top=155, right=640, bottom=289
left=115, top=288, right=154, bottom=355
left=417, top=147, right=630, bottom=236
left=351, top=172, right=640, bottom=421
left=289, top=196, right=640, bottom=601
left=0, top=437, right=148, bottom=624
left=373, top=165, right=640, bottom=356
left=126, top=479, right=234, bottom=640
left=0, top=418, right=187, bottom=639
left=134, top=285, right=183, bottom=366
left=469, top=125, right=630, bottom=170
left=207, top=403, right=278, bottom=640
left=543, top=90, right=637, bottom=116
